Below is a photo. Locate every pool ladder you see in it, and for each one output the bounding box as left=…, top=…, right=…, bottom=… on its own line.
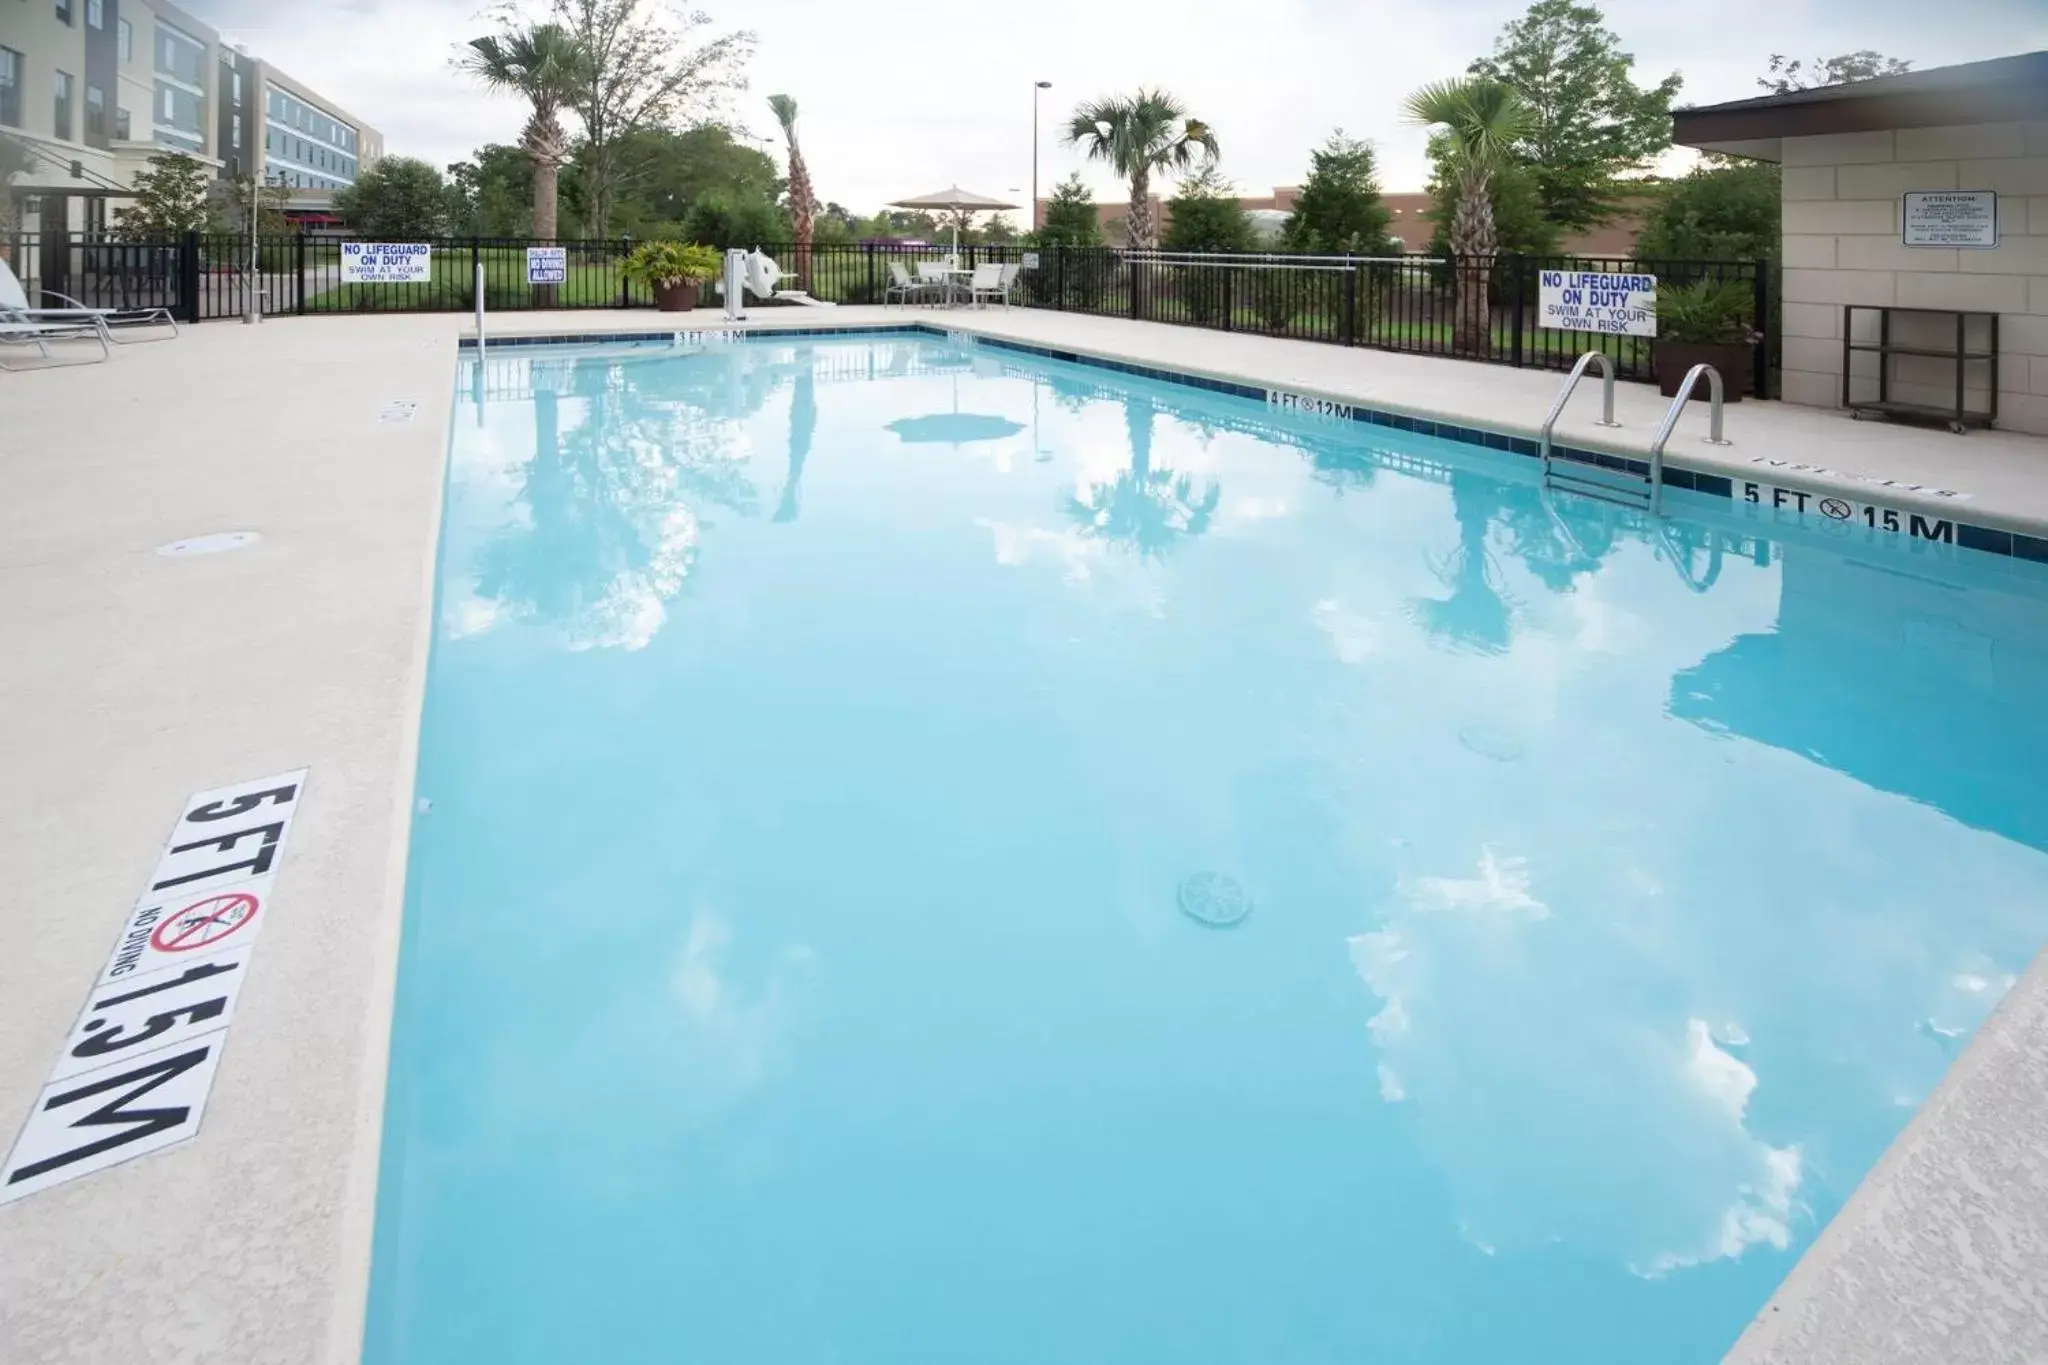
left=1538, top=354, right=1732, bottom=517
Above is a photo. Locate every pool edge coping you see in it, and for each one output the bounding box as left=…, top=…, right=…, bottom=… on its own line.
left=462, top=319, right=2048, bottom=562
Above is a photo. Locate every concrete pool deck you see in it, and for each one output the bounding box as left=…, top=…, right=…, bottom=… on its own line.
left=1, top=305, right=2045, bottom=1363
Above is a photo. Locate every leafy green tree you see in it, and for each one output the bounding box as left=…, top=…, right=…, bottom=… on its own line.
left=1760, top=51, right=1910, bottom=93
left=459, top=22, right=588, bottom=243
left=212, top=173, right=293, bottom=234
left=335, top=157, right=450, bottom=240
left=1468, top=0, right=1681, bottom=232
left=857, top=208, right=939, bottom=240
left=587, top=124, right=780, bottom=236
left=1405, top=78, right=1534, bottom=353
left=977, top=214, right=1019, bottom=245
left=1033, top=173, right=1101, bottom=247
left=115, top=152, right=214, bottom=238
left=552, top=0, right=756, bottom=238
left=1281, top=130, right=1393, bottom=255
left=1063, top=88, right=1217, bottom=249
left=680, top=187, right=787, bottom=248
left=1634, top=160, right=1780, bottom=261
left=448, top=144, right=540, bottom=237
left=1163, top=164, right=1255, bottom=252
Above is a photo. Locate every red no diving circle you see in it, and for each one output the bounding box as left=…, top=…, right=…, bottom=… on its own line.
left=150, top=892, right=261, bottom=953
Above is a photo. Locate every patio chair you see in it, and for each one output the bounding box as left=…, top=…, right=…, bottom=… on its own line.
left=0, top=257, right=179, bottom=342
left=915, top=261, right=958, bottom=306
left=0, top=316, right=113, bottom=370
left=967, top=263, right=1020, bottom=309
left=883, top=262, right=939, bottom=308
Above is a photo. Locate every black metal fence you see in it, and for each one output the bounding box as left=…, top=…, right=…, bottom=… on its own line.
left=2, top=232, right=1771, bottom=395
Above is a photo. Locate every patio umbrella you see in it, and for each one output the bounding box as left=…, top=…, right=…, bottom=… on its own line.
left=888, top=186, right=1020, bottom=257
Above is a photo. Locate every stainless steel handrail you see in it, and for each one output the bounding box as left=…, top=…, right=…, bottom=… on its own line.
left=1646, top=363, right=1734, bottom=516
left=474, top=261, right=486, bottom=356
left=1538, top=352, right=1621, bottom=470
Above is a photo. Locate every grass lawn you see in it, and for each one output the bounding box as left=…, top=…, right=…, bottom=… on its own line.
left=303, top=248, right=633, bottom=312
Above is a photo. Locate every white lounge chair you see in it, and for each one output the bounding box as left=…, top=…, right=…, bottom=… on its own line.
left=0, top=257, right=178, bottom=342
left=0, top=316, right=112, bottom=370
left=744, top=250, right=837, bottom=308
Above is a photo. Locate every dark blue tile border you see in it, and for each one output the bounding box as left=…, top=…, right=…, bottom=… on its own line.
left=473, top=321, right=2044, bottom=564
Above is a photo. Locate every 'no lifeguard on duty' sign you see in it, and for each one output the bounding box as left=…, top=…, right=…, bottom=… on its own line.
left=1538, top=270, right=1658, bottom=338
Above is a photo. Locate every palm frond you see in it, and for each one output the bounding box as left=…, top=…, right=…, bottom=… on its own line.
left=767, top=94, right=798, bottom=134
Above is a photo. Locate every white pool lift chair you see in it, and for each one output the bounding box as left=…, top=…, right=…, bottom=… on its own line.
left=745, top=250, right=837, bottom=308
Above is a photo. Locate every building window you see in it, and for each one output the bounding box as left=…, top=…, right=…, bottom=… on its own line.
left=54, top=71, right=74, bottom=141
left=0, top=48, right=19, bottom=130
left=232, top=71, right=242, bottom=102
left=154, top=23, right=205, bottom=87
left=118, top=19, right=132, bottom=62
left=85, top=84, right=105, bottom=138
left=116, top=106, right=131, bottom=140
left=231, top=114, right=240, bottom=149
left=56, top=0, right=74, bottom=26
left=87, top=0, right=103, bottom=29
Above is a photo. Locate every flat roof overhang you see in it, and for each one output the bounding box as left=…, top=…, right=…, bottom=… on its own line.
left=1673, top=50, right=2048, bottom=162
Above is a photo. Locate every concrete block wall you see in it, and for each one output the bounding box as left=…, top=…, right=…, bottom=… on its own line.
left=1778, top=121, right=2048, bottom=435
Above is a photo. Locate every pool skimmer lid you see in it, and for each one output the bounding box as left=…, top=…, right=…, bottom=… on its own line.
left=156, top=531, right=260, bottom=557
left=1178, top=871, right=1252, bottom=928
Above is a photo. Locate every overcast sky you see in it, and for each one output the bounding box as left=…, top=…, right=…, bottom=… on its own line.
left=204, top=0, right=2046, bottom=216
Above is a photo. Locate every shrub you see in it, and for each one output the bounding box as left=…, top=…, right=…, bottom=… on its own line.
left=621, top=241, right=721, bottom=288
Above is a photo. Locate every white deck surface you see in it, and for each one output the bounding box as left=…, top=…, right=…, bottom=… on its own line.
left=2, top=306, right=2046, bottom=1364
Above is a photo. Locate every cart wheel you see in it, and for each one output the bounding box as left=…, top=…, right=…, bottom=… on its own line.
left=1850, top=410, right=1873, bottom=422
left=1949, top=422, right=1967, bottom=435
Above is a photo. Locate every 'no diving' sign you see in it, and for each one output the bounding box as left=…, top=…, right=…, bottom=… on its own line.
left=1, top=770, right=308, bottom=1205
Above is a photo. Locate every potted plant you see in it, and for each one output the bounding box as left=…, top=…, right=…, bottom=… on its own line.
left=622, top=241, right=721, bottom=312
left=1655, top=279, right=1758, bottom=402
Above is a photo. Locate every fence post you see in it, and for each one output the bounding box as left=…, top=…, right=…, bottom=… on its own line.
left=1752, top=260, right=1772, bottom=399
left=294, top=232, right=306, bottom=316
left=1510, top=255, right=1526, bottom=367
left=1128, top=254, right=1141, bottom=322
left=1343, top=266, right=1358, bottom=346
left=620, top=239, right=633, bottom=309
left=470, top=237, right=481, bottom=310
left=177, top=231, right=201, bottom=324
left=864, top=241, right=876, bottom=304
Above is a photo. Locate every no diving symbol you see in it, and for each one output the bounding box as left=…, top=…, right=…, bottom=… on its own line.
left=1819, top=497, right=1852, bottom=520
left=150, top=892, right=260, bottom=954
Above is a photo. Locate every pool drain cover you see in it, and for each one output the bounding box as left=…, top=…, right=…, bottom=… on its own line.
left=156, top=531, right=260, bottom=557
left=1178, top=871, right=1252, bottom=928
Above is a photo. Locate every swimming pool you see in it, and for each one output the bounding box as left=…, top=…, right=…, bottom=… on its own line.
left=365, top=330, right=2048, bottom=1364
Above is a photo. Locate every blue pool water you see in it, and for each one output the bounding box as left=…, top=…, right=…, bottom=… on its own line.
left=365, top=332, right=2048, bottom=1364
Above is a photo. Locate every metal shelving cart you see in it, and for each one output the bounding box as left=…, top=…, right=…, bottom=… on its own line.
left=1842, top=305, right=1998, bottom=433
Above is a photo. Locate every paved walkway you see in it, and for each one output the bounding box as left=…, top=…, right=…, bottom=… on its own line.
left=1, top=306, right=2045, bottom=1364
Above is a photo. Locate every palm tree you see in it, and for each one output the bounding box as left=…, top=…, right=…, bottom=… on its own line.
left=768, top=95, right=816, bottom=289
left=1062, top=89, right=1217, bottom=250
left=1402, top=78, right=1533, bottom=356
left=459, top=24, right=586, bottom=257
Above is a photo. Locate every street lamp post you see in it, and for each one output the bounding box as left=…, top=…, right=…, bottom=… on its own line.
left=1032, top=80, right=1051, bottom=233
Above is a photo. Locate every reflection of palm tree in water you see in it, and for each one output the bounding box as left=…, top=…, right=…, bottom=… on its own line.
left=474, top=352, right=764, bottom=637
left=1065, top=393, right=1220, bottom=557
left=774, top=363, right=815, bottom=523
left=1497, top=490, right=1618, bottom=593
left=1413, top=472, right=1511, bottom=653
